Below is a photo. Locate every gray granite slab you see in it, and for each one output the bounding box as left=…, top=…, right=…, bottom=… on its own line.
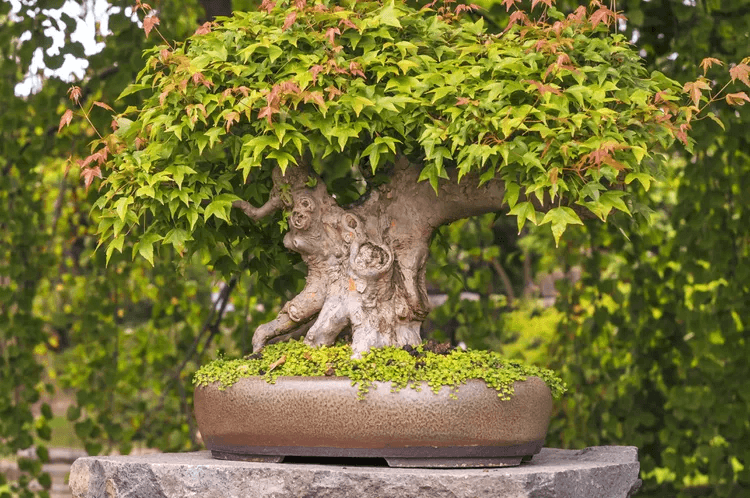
left=70, top=446, right=641, bottom=498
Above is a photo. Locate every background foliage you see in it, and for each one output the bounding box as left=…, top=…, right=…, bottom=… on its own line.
left=1, top=1, right=749, bottom=497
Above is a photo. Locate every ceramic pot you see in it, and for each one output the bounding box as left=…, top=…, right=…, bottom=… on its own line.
left=194, top=375, right=553, bottom=468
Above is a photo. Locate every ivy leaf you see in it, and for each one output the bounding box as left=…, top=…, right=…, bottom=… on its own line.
left=540, top=207, right=583, bottom=247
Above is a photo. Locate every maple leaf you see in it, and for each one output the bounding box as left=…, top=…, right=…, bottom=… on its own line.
left=683, top=79, right=710, bottom=107
left=191, top=72, right=213, bottom=89
left=159, top=90, right=169, bottom=106
left=279, top=81, right=301, bottom=95
left=234, top=86, right=250, bottom=97
left=67, top=86, right=82, bottom=104
left=501, top=0, right=517, bottom=11
left=294, top=0, right=306, bottom=10
left=325, top=86, right=342, bottom=100
left=339, top=18, right=358, bottom=31
left=699, top=57, right=723, bottom=75
left=159, top=48, right=170, bottom=60
left=224, top=111, right=240, bottom=132
left=143, top=14, right=160, bottom=38
left=259, top=0, right=276, bottom=14
left=134, top=137, right=146, bottom=150
left=568, top=5, right=587, bottom=23
left=503, top=10, right=529, bottom=33
left=80, top=166, right=102, bottom=192
left=303, top=91, right=325, bottom=107
left=526, top=80, right=562, bottom=96
left=325, top=27, right=341, bottom=45
left=257, top=105, right=277, bottom=125
left=729, top=63, right=750, bottom=87
left=310, top=65, right=325, bottom=84
left=282, top=11, right=297, bottom=31
left=726, top=92, right=750, bottom=106
left=58, top=109, right=73, bottom=133
left=349, top=61, right=365, bottom=79
left=531, top=0, right=553, bottom=10
left=675, top=123, right=691, bottom=146
left=194, top=22, right=212, bottom=36
left=589, top=7, right=612, bottom=28
left=93, top=101, right=114, bottom=112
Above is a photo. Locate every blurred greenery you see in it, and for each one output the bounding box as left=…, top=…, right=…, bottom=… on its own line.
left=1, top=0, right=749, bottom=497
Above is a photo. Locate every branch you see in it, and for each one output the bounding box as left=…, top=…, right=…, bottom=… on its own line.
left=489, top=259, right=516, bottom=306
left=231, top=195, right=283, bottom=220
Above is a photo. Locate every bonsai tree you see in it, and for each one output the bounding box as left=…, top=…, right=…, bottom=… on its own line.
left=81, top=0, right=698, bottom=356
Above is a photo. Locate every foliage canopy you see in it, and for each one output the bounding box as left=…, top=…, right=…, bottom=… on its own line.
left=87, top=0, right=693, bottom=271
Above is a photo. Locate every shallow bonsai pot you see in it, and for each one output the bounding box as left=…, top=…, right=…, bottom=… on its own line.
left=194, top=375, right=553, bottom=468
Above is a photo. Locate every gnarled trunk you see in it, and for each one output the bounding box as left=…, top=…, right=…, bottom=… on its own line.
left=235, top=157, right=505, bottom=356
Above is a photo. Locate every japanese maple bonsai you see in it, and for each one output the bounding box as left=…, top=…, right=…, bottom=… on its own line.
left=86, top=0, right=697, bottom=467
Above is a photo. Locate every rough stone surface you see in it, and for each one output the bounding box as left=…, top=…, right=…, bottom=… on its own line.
left=70, top=446, right=641, bottom=498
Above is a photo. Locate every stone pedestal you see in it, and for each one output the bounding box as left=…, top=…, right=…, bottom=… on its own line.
left=69, top=446, right=641, bottom=498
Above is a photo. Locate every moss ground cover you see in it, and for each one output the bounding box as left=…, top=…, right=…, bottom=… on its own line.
left=194, top=339, right=566, bottom=400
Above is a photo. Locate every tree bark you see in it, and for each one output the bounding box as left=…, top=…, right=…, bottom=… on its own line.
left=241, top=157, right=505, bottom=356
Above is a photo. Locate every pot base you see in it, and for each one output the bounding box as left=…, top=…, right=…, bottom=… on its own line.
left=209, top=439, right=544, bottom=468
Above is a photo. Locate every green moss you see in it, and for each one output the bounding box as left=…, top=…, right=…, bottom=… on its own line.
left=194, top=340, right=566, bottom=400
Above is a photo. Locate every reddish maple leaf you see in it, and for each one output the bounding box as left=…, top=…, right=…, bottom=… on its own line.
left=526, top=80, right=562, bottom=96
left=259, top=0, right=276, bottom=14
left=80, top=166, right=102, bottom=191
left=159, top=90, right=169, bottom=106
left=501, top=0, right=517, bottom=12
left=325, top=27, right=341, bottom=45
left=279, top=80, right=301, bottom=95
left=224, top=111, right=240, bottom=132
left=282, top=11, right=297, bottom=31
left=134, top=137, right=146, bottom=150
left=58, top=109, right=73, bottom=133
left=257, top=105, right=277, bottom=125
left=294, top=0, right=306, bottom=10
left=568, top=5, right=587, bottom=23
left=303, top=91, right=325, bottom=106
left=234, top=86, right=250, bottom=97
left=67, top=86, right=82, bottom=104
left=143, top=14, right=160, bottom=38
left=683, top=79, right=710, bottom=107
left=349, top=61, right=365, bottom=79
left=339, top=18, right=358, bottom=31
left=93, top=101, right=114, bottom=112
left=589, top=7, right=612, bottom=28
left=530, top=0, right=553, bottom=10
left=191, top=72, right=213, bottom=89
left=313, top=3, right=327, bottom=12
left=699, top=57, right=723, bottom=75
left=503, top=10, right=529, bottom=33
left=159, top=48, right=170, bottom=61
left=675, top=123, right=691, bottom=146
left=194, top=22, right=212, bottom=36
left=325, top=86, right=342, bottom=100
left=729, top=63, right=750, bottom=87
left=726, top=92, right=750, bottom=106
left=310, top=65, right=325, bottom=83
